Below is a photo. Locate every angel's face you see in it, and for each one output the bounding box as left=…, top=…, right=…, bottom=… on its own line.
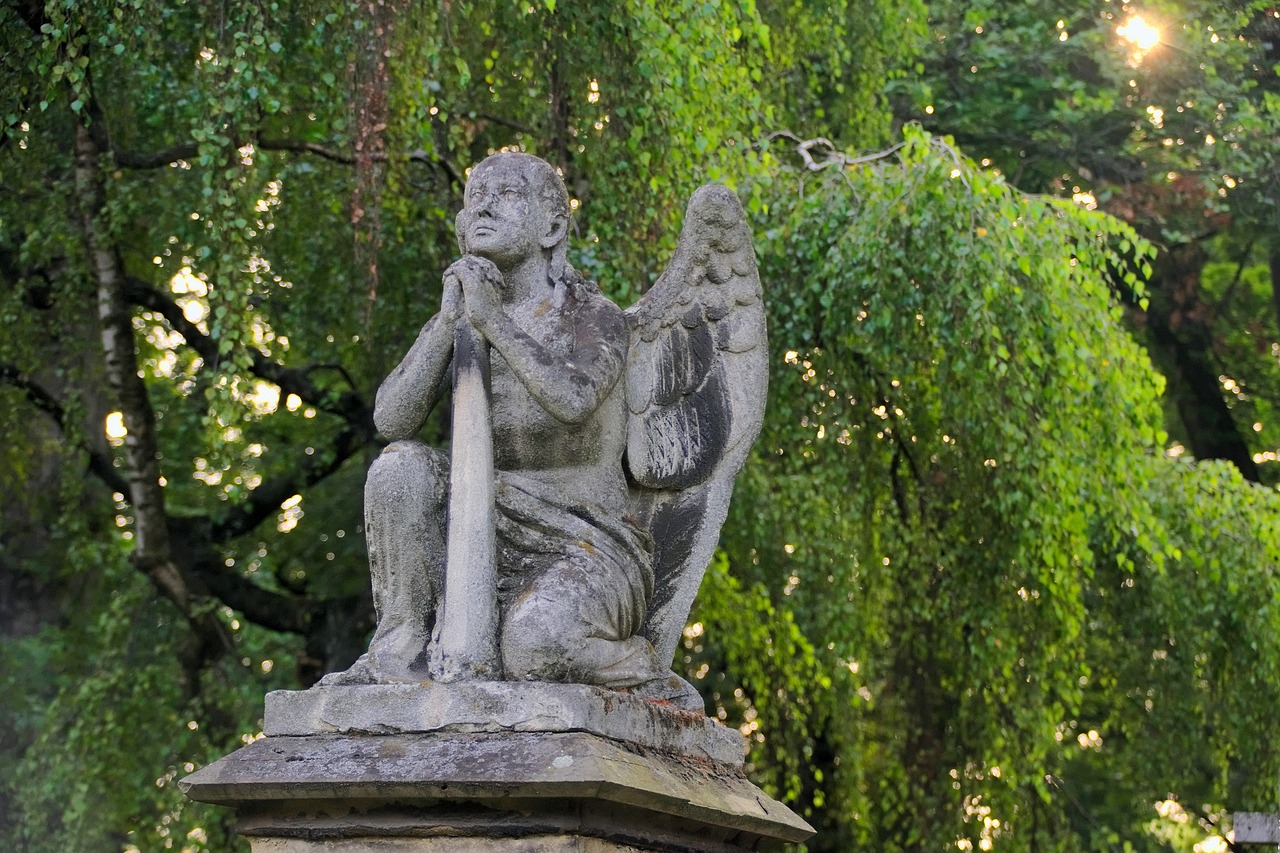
left=457, top=159, right=555, bottom=268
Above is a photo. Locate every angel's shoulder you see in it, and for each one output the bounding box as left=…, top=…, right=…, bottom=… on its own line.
left=563, top=270, right=626, bottom=342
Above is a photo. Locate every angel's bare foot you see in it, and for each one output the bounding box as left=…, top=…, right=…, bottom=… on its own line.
left=316, top=653, right=379, bottom=686
left=626, top=672, right=705, bottom=712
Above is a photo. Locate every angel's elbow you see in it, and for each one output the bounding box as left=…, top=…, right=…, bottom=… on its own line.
left=374, top=407, right=414, bottom=441
left=374, top=390, right=420, bottom=440
left=547, top=396, right=593, bottom=424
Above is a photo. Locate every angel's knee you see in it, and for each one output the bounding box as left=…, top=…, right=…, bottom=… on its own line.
left=365, top=441, right=447, bottom=518
left=500, top=591, right=580, bottom=681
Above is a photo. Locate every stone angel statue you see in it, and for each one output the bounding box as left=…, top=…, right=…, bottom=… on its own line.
left=325, top=152, right=766, bottom=711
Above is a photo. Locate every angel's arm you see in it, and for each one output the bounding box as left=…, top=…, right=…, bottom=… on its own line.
left=373, top=277, right=461, bottom=440
left=465, top=282, right=626, bottom=424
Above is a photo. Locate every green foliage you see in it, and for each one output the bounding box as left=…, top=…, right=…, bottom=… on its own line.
left=3, top=538, right=297, bottom=853
left=689, top=128, right=1280, bottom=850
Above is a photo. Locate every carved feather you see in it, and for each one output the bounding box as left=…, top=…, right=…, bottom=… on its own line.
left=624, top=184, right=767, bottom=491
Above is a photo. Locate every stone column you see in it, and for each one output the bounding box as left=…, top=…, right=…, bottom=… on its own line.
left=182, top=683, right=813, bottom=851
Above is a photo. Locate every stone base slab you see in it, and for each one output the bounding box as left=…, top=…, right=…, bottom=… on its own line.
left=263, top=682, right=742, bottom=768
left=251, top=837, right=650, bottom=852
left=183, top=684, right=812, bottom=850
left=181, top=731, right=812, bottom=851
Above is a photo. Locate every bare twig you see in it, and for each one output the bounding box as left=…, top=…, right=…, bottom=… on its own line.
left=763, top=131, right=908, bottom=172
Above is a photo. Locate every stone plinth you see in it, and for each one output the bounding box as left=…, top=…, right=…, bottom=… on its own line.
left=181, top=683, right=812, bottom=852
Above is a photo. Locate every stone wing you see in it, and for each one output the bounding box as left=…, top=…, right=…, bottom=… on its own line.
left=624, top=184, right=767, bottom=665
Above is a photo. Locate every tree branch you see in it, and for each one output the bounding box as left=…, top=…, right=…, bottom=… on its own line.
left=0, top=363, right=130, bottom=494
left=113, top=135, right=456, bottom=178
left=171, top=519, right=317, bottom=635
left=209, top=426, right=366, bottom=541
left=123, top=276, right=375, bottom=433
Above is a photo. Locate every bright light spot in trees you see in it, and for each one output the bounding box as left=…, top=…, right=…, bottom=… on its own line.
left=1077, top=729, right=1103, bottom=749
left=1059, top=31, right=1068, bottom=41
left=278, top=494, right=303, bottom=533
left=1253, top=422, right=1263, bottom=432
left=1195, top=837, right=1228, bottom=853
left=1118, top=15, right=1160, bottom=62
left=949, top=168, right=961, bottom=178
left=105, top=411, right=127, bottom=443
left=285, top=393, right=302, bottom=412
left=1072, top=191, right=1098, bottom=210
left=1155, top=799, right=1188, bottom=822
left=1118, top=16, right=1160, bottom=48
left=1146, top=105, right=1164, bottom=128
left=246, top=381, right=280, bottom=415
left=171, top=268, right=207, bottom=296
left=587, top=79, right=600, bottom=104
left=783, top=543, right=796, bottom=554
left=925, top=105, right=934, bottom=115
left=261, top=659, right=274, bottom=673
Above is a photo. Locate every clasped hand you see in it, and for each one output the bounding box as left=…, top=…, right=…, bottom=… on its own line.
left=441, top=255, right=505, bottom=338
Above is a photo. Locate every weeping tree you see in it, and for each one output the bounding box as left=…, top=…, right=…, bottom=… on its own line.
left=696, top=130, right=1280, bottom=850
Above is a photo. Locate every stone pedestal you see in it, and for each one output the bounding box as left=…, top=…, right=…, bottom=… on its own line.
left=181, top=683, right=812, bottom=851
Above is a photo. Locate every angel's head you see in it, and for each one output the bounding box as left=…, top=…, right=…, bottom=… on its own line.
left=456, top=152, right=570, bottom=280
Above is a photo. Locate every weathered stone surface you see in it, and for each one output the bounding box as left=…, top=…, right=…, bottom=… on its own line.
left=181, top=154, right=798, bottom=852
left=180, top=731, right=813, bottom=850
left=333, top=152, right=767, bottom=700
left=252, top=838, right=651, bottom=852
left=264, top=682, right=743, bottom=767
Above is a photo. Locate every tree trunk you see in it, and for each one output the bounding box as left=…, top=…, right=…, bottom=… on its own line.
left=1144, top=246, right=1259, bottom=481
left=74, top=121, right=231, bottom=684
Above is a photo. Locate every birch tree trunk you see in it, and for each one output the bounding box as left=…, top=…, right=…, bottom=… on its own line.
left=74, top=121, right=229, bottom=684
